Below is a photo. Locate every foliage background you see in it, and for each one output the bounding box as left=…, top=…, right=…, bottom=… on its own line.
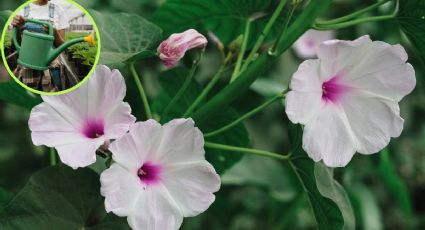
left=0, top=0, right=424, bottom=229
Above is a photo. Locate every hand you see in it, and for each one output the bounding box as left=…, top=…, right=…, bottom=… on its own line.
left=11, top=15, right=25, bottom=28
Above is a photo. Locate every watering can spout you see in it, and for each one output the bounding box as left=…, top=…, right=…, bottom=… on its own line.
left=84, top=33, right=95, bottom=46
left=48, top=33, right=96, bottom=64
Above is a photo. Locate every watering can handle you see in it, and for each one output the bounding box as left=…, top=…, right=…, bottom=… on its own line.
left=24, top=18, right=54, bottom=35
left=12, top=27, right=20, bottom=52
left=12, top=18, right=54, bottom=52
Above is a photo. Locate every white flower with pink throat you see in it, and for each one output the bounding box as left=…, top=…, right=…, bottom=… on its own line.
left=100, top=119, right=221, bottom=230
left=293, top=29, right=335, bottom=58
left=286, top=35, right=416, bottom=167
left=157, top=29, right=208, bottom=68
left=29, top=65, right=136, bottom=169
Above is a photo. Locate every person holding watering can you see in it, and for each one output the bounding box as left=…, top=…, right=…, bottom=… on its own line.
left=11, top=0, right=68, bottom=92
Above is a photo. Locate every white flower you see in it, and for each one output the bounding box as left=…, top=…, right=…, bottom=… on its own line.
left=28, top=65, right=136, bottom=169
left=100, top=119, right=221, bottom=230
left=293, top=29, right=335, bottom=58
left=285, top=35, right=416, bottom=167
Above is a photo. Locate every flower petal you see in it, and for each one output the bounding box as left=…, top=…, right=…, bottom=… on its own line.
left=55, top=138, right=104, bottom=169
left=155, top=118, right=205, bottom=165
left=289, top=59, right=322, bottom=93
left=302, top=104, right=357, bottom=167
left=104, top=102, right=136, bottom=140
left=285, top=91, right=323, bottom=125
left=100, top=164, right=142, bottom=216
left=342, top=91, right=404, bottom=154
left=317, top=35, right=372, bottom=81
left=161, top=161, right=220, bottom=217
left=29, top=103, right=86, bottom=146
left=343, top=43, right=415, bottom=101
left=87, top=66, right=127, bottom=116
left=127, top=185, right=183, bottom=230
left=110, top=120, right=162, bottom=171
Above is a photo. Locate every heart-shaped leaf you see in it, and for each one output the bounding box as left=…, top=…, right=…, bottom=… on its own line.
left=0, top=164, right=130, bottom=230
left=151, top=0, right=283, bottom=47
left=90, top=11, right=162, bottom=65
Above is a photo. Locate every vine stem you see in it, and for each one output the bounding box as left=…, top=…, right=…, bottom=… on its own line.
left=316, top=0, right=391, bottom=25
left=204, top=91, right=287, bottom=137
left=183, top=65, right=226, bottom=117
left=230, top=20, right=251, bottom=82
left=130, top=63, right=152, bottom=119
left=204, top=142, right=291, bottom=161
left=270, top=1, right=298, bottom=54
left=240, top=0, right=288, bottom=73
left=50, top=148, right=57, bottom=166
left=313, top=14, right=394, bottom=30
left=313, top=0, right=399, bottom=30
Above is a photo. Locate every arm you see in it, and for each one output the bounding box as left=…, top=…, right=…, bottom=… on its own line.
left=53, top=28, right=65, bottom=46
left=10, top=15, right=25, bottom=50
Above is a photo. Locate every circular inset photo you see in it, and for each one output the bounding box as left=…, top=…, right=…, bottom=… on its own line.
left=1, top=0, right=100, bottom=95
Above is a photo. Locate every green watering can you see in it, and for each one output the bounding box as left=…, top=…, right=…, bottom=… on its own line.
left=13, top=18, right=95, bottom=71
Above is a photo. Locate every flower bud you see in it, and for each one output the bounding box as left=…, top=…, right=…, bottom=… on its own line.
left=157, top=29, right=207, bottom=68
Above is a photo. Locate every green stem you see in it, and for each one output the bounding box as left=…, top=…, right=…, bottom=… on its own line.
left=313, top=14, right=395, bottom=30
left=130, top=63, right=152, bottom=119
left=270, top=1, right=298, bottom=54
left=241, top=0, right=288, bottom=72
left=183, top=65, right=226, bottom=117
left=204, top=91, right=287, bottom=137
left=204, top=142, right=291, bottom=161
left=230, top=20, right=251, bottom=82
left=316, top=0, right=391, bottom=25
left=313, top=0, right=399, bottom=30
left=161, top=56, right=202, bottom=119
left=50, top=148, right=57, bottom=166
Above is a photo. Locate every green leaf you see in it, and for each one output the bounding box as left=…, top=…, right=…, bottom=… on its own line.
left=315, top=162, right=356, bottom=230
left=151, top=0, right=281, bottom=47
left=0, top=82, right=41, bottom=109
left=221, top=155, right=297, bottom=201
left=0, top=164, right=129, bottom=230
left=288, top=124, right=344, bottom=230
left=0, top=188, right=12, bottom=209
left=377, top=148, right=413, bottom=225
left=90, top=11, right=162, bottom=65
left=346, top=183, right=383, bottom=230
left=0, top=10, right=11, bottom=32
left=201, top=107, right=250, bottom=174
left=152, top=67, right=250, bottom=174
left=398, top=0, right=425, bottom=63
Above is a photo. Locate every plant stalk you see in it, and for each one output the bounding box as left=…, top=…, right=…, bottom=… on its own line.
left=230, top=20, right=251, bottom=82
left=204, top=142, right=291, bottom=161
left=130, top=63, right=152, bottom=119
left=241, top=0, right=288, bottom=72
left=204, top=91, right=287, bottom=137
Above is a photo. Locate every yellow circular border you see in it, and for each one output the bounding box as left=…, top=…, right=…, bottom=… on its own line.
left=0, top=0, right=101, bottom=96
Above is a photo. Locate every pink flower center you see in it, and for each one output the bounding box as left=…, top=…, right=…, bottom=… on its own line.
left=82, top=119, right=104, bottom=139
left=137, top=162, right=161, bottom=186
left=322, top=76, right=349, bottom=103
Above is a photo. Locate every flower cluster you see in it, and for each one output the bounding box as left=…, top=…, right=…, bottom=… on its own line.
left=29, top=63, right=220, bottom=230
left=27, top=28, right=416, bottom=229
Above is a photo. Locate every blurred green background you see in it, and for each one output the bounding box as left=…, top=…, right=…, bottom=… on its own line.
left=1, top=0, right=425, bottom=229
